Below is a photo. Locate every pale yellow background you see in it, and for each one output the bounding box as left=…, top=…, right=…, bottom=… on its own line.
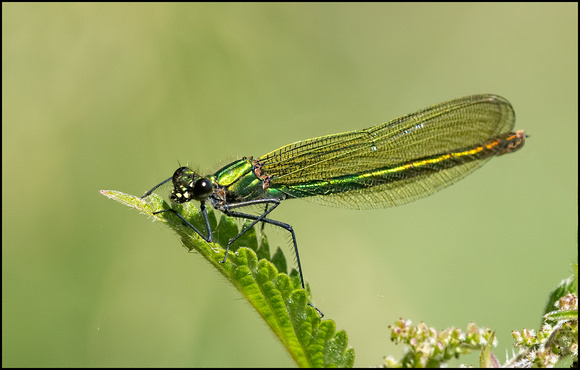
left=3, top=3, right=577, bottom=367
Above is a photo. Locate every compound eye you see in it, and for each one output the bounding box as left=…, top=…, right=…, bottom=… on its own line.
left=173, top=167, right=195, bottom=187
left=192, top=178, right=213, bottom=200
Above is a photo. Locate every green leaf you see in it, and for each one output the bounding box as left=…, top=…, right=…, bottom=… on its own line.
left=544, top=309, right=578, bottom=322
left=100, top=190, right=354, bottom=368
left=543, top=267, right=577, bottom=316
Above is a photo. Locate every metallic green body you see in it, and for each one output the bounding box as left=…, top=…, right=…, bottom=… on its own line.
left=212, top=158, right=288, bottom=203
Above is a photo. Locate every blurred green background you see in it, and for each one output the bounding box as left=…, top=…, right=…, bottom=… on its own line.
left=2, top=3, right=577, bottom=367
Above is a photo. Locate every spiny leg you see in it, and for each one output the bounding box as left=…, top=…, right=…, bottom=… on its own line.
left=141, top=177, right=172, bottom=199
left=221, top=200, right=282, bottom=263
left=260, top=204, right=269, bottom=233
left=221, top=200, right=323, bottom=317
left=153, top=201, right=213, bottom=243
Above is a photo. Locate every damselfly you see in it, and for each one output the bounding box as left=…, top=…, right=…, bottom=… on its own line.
left=142, top=94, right=526, bottom=313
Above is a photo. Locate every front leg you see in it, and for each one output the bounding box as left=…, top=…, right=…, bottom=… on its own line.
left=153, top=200, right=213, bottom=243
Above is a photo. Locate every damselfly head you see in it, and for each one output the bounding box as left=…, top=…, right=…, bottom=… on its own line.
left=170, top=167, right=213, bottom=203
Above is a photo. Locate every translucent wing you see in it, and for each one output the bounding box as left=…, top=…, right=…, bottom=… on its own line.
left=257, top=94, right=518, bottom=209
